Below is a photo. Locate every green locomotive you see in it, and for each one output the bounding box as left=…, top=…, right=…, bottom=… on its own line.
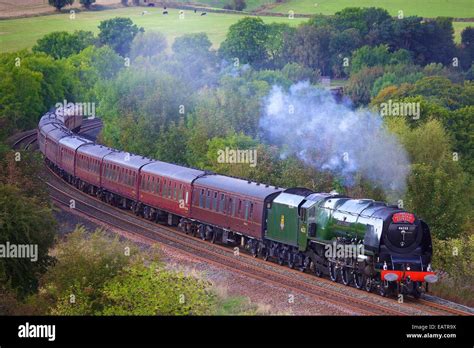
left=262, top=189, right=436, bottom=297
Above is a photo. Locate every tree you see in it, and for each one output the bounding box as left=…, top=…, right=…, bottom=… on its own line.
left=448, top=106, right=474, bottom=174
left=0, top=184, right=56, bottom=297
left=0, top=57, right=43, bottom=135
left=370, top=64, right=423, bottom=97
left=233, top=0, right=246, bottom=11
left=283, top=24, right=334, bottom=76
left=98, top=17, right=143, bottom=56
left=264, top=23, right=294, bottom=69
left=130, top=31, right=167, bottom=60
left=95, top=67, right=191, bottom=158
left=0, top=51, right=79, bottom=135
left=80, top=0, right=95, bottom=8
left=371, top=76, right=474, bottom=111
left=34, top=227, right=159, bottom=315
left=386, top=118, right=471, bottom=240
left=329, top=28, right=363, bottom=77
left=167, top=33, right=218, bottom=90
left=461, top=27, right=474, bottom=70
left=332, top=7, right=391, bottom=37
left=67, top=45, right=124, bottom=102
left=224, top=0, right=246, bottom=11
left=381, top=16, right=456, bottom=66
left=219, top=17, right=268, bottom=67
left=48, top=0, right=73, bottom=11
left=155, top=120, right=189, bottom=165
left=33, top=31, right=96, bottom=59
left=100, top=263, right=216, bottom=315
left=349, top=45, right=411, bottom=74
left=21, top=53, right=79, bottom=113
left=281, top=62, right=320, bottom=84
left=345, top=66, right=384, bottom=106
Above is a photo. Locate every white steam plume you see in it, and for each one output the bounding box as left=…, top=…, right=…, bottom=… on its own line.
left=259, top=82, right=410, bottom=196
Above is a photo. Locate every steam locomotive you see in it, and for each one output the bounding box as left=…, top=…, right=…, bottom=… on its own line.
left=38, top=110, right=437, bottom=298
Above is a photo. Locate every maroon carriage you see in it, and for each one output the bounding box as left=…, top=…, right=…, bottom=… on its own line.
left=100, top=151, right=153, bottom=208
left=43, top=125, right=71, bottom=167
left=75, top=144, right=113, bottom=190
left=38, top=121, right=58, bottom=155
left=191, top=175, right=282, bottom=240
left=138, top=161, right=205, bottom=219
left=58, top=136, right=92, bottom=183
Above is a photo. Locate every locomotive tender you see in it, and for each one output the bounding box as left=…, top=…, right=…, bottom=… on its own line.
left=38, top=111, right=437, bottom=298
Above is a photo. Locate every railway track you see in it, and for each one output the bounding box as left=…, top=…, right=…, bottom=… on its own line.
left=44, top=166, right=472, bottom=316
left=11, top=130, right=37, bottom=150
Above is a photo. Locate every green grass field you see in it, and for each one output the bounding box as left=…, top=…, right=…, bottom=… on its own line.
left=453, top=22, right=472, bottom=42
left=268, top=0, right=474, bottom=18
left=0, top=4, right=470, bottom=53
left=0, top=7, right=304, bottom=53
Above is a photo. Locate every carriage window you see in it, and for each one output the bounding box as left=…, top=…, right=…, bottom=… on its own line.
left=173, top=183, right=177, bottom=200
left=238, top=200, right=242, bottom=216
left=162, top=180, right=167, bottom=196
left=219, top=194, right=225, bottom=212
left=227, top=198, right=232, bottom=215
left=206, top=190, right=211, bottom=209
left=213, top=192, right=218, bottom=211
left=199, top=189, right=204, bottom=207
left=249, top=203, right=254, bottom=219
left=244, top=201, right=249, bottom=220
left=179, top=184, right=183, bottom=200
left=155, top=178, right=160, bottom=193
left=168, top=182, right=172, bottom=198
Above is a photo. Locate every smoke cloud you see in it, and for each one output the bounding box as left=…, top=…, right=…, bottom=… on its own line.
left=259, top=82, right=410, bottom=196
